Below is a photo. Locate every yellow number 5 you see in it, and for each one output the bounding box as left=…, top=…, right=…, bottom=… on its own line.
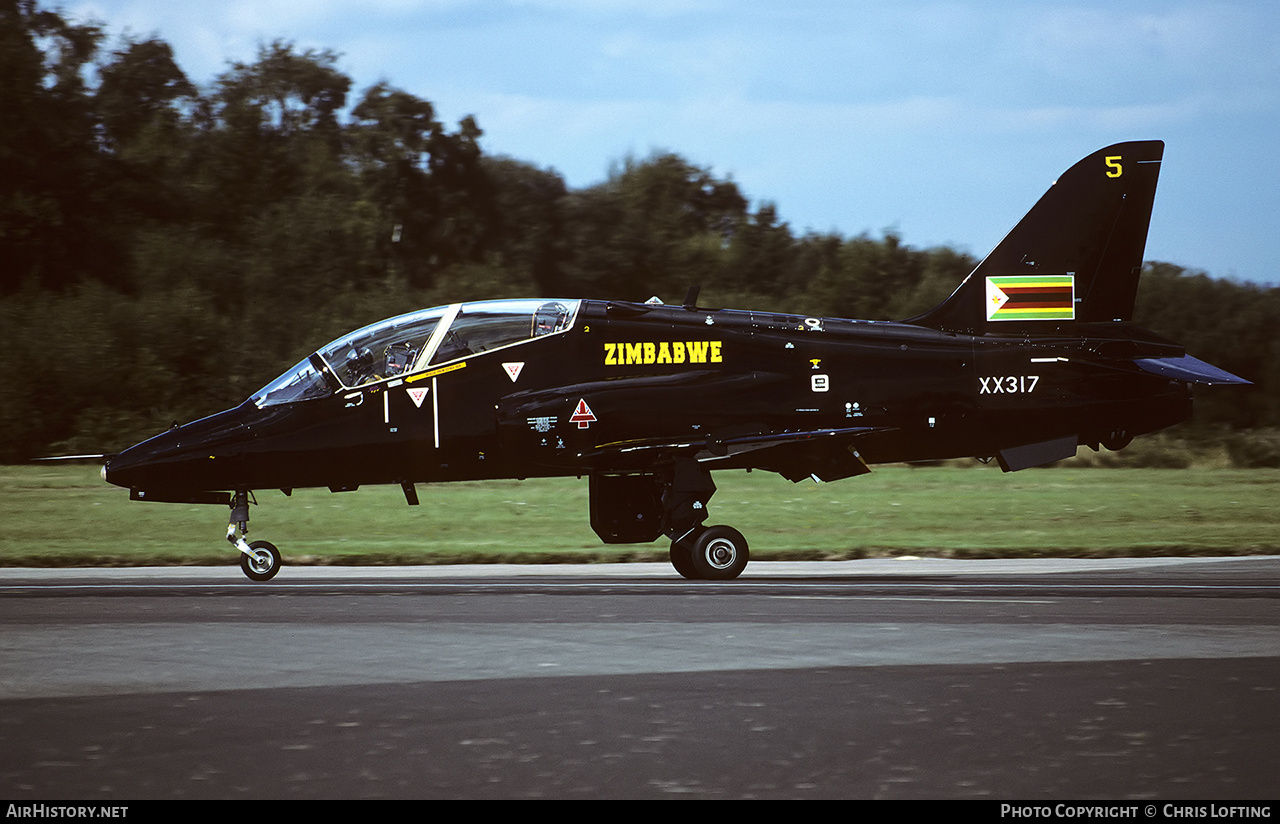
left=1105, top=155, right=1123, bottom=178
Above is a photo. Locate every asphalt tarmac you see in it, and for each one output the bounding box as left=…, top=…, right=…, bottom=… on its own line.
left=1, top=557, right=1277, bottom=800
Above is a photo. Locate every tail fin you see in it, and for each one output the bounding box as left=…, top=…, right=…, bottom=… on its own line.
left=911, top=140, right=1164, bottom=334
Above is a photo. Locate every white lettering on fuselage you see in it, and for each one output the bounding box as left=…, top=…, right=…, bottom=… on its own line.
left=979, top=375, right=1040, bottom=394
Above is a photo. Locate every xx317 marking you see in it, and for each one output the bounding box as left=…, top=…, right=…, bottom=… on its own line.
left=980, top=375, right=1040, bottom=394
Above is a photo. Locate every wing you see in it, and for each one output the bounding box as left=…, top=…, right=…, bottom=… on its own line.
left=582, top=425, right=886, bottom=482
left=498, top=372, right=891, bottom=482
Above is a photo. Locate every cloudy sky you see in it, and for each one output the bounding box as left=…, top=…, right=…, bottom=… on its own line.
left=67, top=1, right=1280, bottom=285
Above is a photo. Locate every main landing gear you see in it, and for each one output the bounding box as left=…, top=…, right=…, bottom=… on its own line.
left=589, top=459, right=751, bottom=580
left=669, top=524, right=750, bottom=581
left=660, top=460, right=750, bottom=580
left=227, top=490, right=281, bottom=581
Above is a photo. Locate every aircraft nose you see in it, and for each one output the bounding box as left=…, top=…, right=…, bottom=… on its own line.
left=102, top=405, right=255, bottom=493
left=102, top=428, right=185, bottom=491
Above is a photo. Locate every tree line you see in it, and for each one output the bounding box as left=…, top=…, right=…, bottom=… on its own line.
left=1, top=0, right=1277, bottom=461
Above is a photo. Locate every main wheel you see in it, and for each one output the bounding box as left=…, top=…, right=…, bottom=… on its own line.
left=240, top=540, right=281, bottom=581
left=669, top=534, right=700, bottom=579
left=689, top=526, right=749, bottom=581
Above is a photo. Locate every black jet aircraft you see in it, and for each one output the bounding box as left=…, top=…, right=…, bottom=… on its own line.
left=102, top=140, right=1249, bottom=581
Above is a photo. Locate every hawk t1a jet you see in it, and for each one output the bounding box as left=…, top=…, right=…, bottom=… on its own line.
left=103, top=140, right=1249, bottom=581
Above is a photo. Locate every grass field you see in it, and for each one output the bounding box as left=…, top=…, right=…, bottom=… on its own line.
left=1, top=464, right=1277, bottom=567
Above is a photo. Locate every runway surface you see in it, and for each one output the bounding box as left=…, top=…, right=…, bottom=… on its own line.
left=2, top=557, right=1278, bottom=799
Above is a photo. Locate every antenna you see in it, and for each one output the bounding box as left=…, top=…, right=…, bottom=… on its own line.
left=683, top=285, right=700, bottom=310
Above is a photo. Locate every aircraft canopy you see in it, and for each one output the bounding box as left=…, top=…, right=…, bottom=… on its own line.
left=252, top=299, right=580, bottom=407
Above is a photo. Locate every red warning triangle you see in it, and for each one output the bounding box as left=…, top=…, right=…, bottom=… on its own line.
left=569, top=399, right=596, bottom=429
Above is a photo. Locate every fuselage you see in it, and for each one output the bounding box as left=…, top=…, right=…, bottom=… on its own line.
left=103, top=297, right=1194, bottom=499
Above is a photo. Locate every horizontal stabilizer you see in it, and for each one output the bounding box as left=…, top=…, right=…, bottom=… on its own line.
left=1135, top=356, right=1251, bottom=385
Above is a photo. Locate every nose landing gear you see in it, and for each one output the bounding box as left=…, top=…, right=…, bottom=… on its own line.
left=227, top=490, right=281, bottom=581
left=239, top=539, right=281, bottom=581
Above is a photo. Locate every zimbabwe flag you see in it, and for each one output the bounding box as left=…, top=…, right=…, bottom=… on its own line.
left=985, top=275, right=1075, bottom=321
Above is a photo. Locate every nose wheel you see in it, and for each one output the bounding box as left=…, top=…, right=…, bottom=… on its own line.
left=239, top=540, right=281, bottom=581
left=227, top=490, right=282, bottom=581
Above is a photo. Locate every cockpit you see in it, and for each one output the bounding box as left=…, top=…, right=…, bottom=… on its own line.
left=251, top=299, right=580, bottom=407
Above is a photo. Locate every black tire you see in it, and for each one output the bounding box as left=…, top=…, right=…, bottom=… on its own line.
left=240, top=540, right=281, bottom=582
left=669, top=535, right=700, bottom=579
left=690, top=525, right=749, bottom=581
